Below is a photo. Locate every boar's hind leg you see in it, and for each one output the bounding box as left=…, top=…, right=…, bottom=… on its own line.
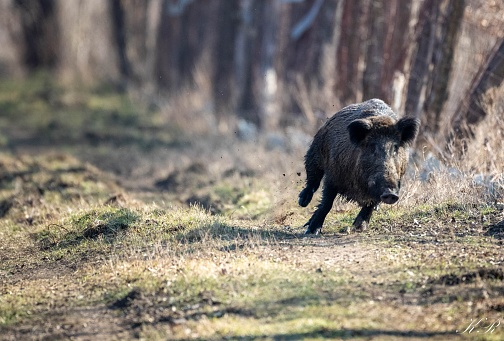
left=352, top=205, right=376, bottom=232
left=298, top=164, right=324, bottom=207
left=304, top=185, right=337, bottom=234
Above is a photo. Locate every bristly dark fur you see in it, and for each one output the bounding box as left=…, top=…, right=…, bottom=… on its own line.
left=299, top=98, right=420, bottom=234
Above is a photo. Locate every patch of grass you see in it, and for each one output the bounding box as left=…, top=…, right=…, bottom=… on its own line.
left=0, top=153, right=119, bottom=236
left=0, top=73, right=184, bottom=155
left=365, top=201, right=501, bottom=236
left=301, top=201, right=501, bottom=237
left=34, top=207, right=140, bottom=251
left=81, top=251, right=501, bottom=340
left=79, top=254, right=356, bottom=337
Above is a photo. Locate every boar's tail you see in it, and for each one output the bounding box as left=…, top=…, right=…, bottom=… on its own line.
left=299, top=142, right=324, bottom=207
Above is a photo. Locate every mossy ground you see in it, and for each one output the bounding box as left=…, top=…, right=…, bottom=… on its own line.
left=0, top=76, right=503, bottom=340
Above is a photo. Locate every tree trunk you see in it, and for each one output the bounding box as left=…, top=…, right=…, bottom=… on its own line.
left=234, top=0, right=259, bottom=124
left=380, top=0, right=411, bottom=105
left=154, top=1, right=218, bottom=91
left=0, top=0, right=59, bottom=78
left=277, top=0, right=317, bottom=116
left=450, top=39, right=504, bottom=141
left=405, top=0, right=465, bottom=139
left=15, top=0, right=59, bottom=70
left=336, top=0, right=368, bottom=104
left=277, top=0, right=343, bottom=123
left=362, top=0, right=387, bottom=101
left=57, top=0, right=121, bottom=85
left=211, top=0, right=240, bottom=127
left=319, top=0, right=344, bottom=105
left=423, top=0, right=465, bottom=134
left=0, top=0, right=25, bottom=77
left=404, top=0, right=439, bottom=119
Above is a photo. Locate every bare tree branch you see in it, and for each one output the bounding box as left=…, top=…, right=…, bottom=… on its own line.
left=291, top=0, right=324, bottom=40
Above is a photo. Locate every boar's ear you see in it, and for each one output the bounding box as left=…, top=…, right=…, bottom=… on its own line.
left=348, top=119, right=372, bottom=145
left=397, top=117, right=420, bottom=146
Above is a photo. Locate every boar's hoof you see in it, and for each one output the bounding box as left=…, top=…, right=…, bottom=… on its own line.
left=353, top=221, right=368, bottom=233
left=304, top=227, right=321, bottom=235
left=298, top=187, right=314, bottom=207
left=303, top=220, right=321, bottom=235
left=352, top=215, right=368, bottom=233
left=380, top=193, right=399, bottom=205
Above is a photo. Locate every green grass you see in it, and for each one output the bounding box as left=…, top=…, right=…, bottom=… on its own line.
left=0, top=72, right=183, bottom=153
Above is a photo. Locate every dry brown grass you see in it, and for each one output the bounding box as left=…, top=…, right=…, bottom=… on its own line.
left=455, top=85, right=504, bottom=175
left=155, top=64, right=221, bottom=136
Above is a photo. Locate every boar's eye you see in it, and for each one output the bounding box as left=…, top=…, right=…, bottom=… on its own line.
left=388, top=144, right=398, bottom=156
left=368, top=142, right=379, bottom=154
left=393, top=144, right=399, bottom=156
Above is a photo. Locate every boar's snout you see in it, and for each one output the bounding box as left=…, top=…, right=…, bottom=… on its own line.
left=380, top=190, right=399, bottom=204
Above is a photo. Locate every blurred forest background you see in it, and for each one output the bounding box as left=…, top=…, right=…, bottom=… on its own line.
left=0, top=0, right=503, bottom=154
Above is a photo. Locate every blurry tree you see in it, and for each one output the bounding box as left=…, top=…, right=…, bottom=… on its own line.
left=450, top=38, right=504, bottom=143
left=212, top=0, right=240, bottom=127
left=336, top=0, right=366, bottom=104
left=57, top=0, right=122, bottom=85
left=118, top=0, right=150, bottom=84
left=155, top=1, right=216, bottom=92
left=0, top=0, right=58, bottom=77
left=404, top=0, right=465, bottom=139
left=362, top=0, right=412, bottom=104
left=0, top=0, right=25, bottom=77
left=281, top=0, right=342, bottom=124
left=15, top=0, right=59, bottom=70
left=234, top=0, right=263, bottom=126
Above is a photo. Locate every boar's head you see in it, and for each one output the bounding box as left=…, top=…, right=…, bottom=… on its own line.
left=348, top=116, right=419, bottom=205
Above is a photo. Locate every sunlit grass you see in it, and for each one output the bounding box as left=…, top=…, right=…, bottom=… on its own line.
left=0, top=73, right=183, bottom=153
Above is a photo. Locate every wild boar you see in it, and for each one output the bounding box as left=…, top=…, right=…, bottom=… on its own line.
left=299, top=99, right=419, bottom=234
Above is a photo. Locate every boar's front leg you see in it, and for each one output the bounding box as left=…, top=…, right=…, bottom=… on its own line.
left=304, top=184, right=337, bottom=235
left=352, top=204, right=377, bottom=232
